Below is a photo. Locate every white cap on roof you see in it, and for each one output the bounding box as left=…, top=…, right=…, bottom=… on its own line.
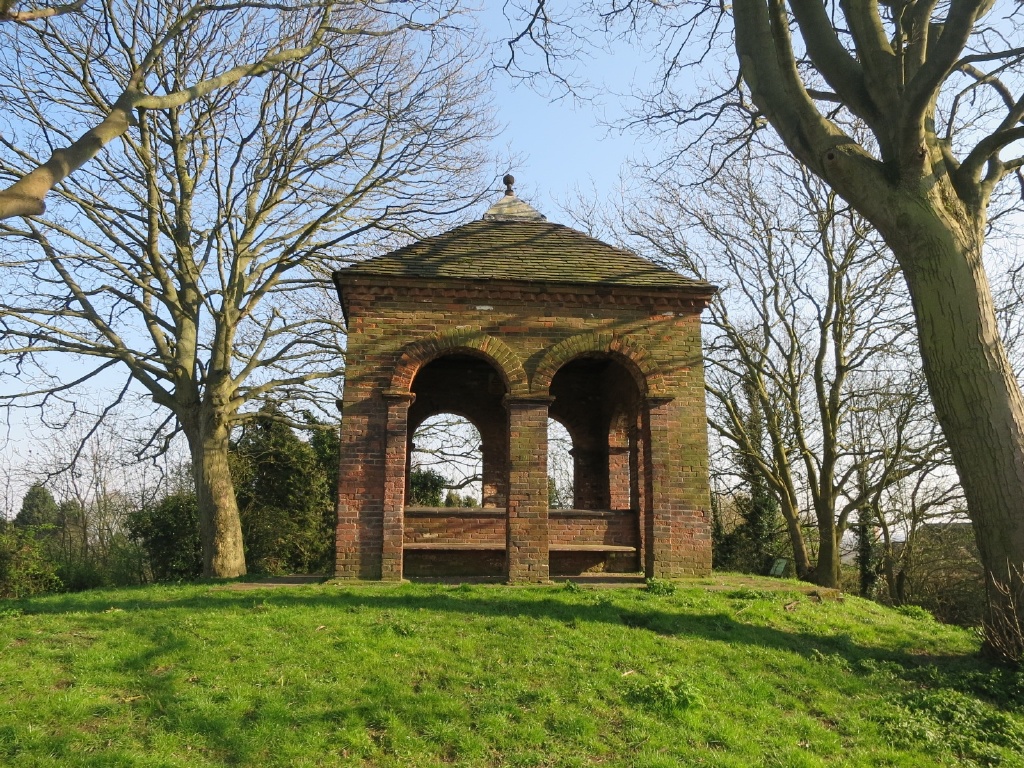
left=482, top=174, right=546, bottom=222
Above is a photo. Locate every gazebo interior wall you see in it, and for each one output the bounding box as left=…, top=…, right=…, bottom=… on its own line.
left=408, top=355, right=509, bottom=508
left=548, top=356, right=642, bottom=511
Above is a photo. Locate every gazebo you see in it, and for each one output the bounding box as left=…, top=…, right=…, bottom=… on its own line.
left=331, top=178, right=716, bottom=582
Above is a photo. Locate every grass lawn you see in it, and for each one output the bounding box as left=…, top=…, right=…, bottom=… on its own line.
left=1, top=575, right=1022, bottom=767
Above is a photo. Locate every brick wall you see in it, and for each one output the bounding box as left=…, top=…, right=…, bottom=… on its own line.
left=549, top=510, right=637, bottom=548
left=404, top=508, right=505, bottom=546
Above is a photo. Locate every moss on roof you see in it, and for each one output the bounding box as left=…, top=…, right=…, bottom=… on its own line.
left=335, top=219, right=711, bottom=291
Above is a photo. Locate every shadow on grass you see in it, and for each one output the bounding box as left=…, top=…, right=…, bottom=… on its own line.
left=5, top=582, right=1021, bottom=765
left=5, top=582, right=986, bottom=672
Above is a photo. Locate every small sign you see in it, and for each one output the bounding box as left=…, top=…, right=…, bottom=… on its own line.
left=769, top=558, right=789, bottom=577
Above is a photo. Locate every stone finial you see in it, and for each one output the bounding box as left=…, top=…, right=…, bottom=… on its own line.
left=482, top=174, right=546, bottom=222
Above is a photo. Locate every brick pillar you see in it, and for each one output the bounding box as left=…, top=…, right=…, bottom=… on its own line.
left=506, top=396, right=551, bottom=583
left=382, top=390, right=415, bottom=581
left=630, top=418, right=645, bottom=570
left=608, top=446, right=630, bottom=510
left=571, top=445, right=610, bottom=509
left=643, top=396, right=675, bottom=578
left=336, top=391, right=385, bottom=579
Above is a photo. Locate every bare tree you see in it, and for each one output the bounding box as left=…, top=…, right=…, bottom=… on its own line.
left=621, top=152, right=952, bottom=587
left=547, top=418, right=573, bottom=509
left=411, top=415, right=484, bottom=499
left=0, top=0, right=365, bottom=220
left=867, top=462, right=967, bottom=607
left=0, top=0, right=494, bottom=576
left=508, top=0, right=1024, bottom=657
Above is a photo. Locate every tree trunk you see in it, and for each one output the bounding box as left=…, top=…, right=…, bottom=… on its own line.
left=780, top=499, right=812, bottom=579
left=878, top=543, right=903, bottom=605
left=183, top=408, right=247, bottom=578
left=881, top=204, right=1024, bottom=654
left=856, top=515, right=875, bottom=598
left=812, top=519, right=841, bottom=588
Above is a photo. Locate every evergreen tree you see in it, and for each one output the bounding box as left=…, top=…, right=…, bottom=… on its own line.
left=126, top=492, right=202, bottom=582
left=305, top=412, right=341, bottom=502
left=408, top=468, right=447, bottom=507
left=15, top=483, right=59, bottom=529
left=232, top=404, right=333, bottom=575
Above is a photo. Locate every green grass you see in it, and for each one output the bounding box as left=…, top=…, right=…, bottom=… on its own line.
left=1, top=577, right=1022, bottom=767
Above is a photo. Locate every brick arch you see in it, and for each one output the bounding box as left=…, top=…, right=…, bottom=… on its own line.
left=531, top=332, right=665, bottom=397
left=390, top=328, right=529, bottom=397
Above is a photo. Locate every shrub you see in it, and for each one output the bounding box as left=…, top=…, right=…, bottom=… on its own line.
left=0, top=524, right=62, bottom=598
left=126, top=492, right=202, bottom=582
left=900, top=522, right=986, bottom=626
left=627, top=676, right=704, bottom=714
left=646, top=578, right=677, bottom=596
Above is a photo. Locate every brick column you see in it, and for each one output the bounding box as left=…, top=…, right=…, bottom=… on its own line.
left=336, top=389, right=385, bottom=580
left=506, top=396, right=551, bottom=583
left=643, top=396, right=675, bottom=578
left=382, top=390, right=415, bottom=581
left=632, top=423, right=648, bottom=579
left=608, top=446, right=631, bottom=510
left=570, top=446, right=610, bottom=509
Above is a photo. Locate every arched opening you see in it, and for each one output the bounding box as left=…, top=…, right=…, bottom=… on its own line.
left=402, top=354, right=509, bottom=577
left=410, top=414, right=482, bottom=507
left=548, top=355, right=644, bottom=575
left=548, top=418, right=574, bottom=509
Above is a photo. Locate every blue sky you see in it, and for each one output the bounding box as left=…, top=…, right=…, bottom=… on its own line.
left=477, top=6, right=663, bottom=221
left=487, top=84, right=617, bottom=217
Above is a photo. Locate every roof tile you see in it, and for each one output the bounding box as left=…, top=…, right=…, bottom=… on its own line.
left=336, top=219, right=710, bottom=290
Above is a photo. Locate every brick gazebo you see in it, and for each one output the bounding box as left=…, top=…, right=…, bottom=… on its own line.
left=332, top=178, right=716, bottom=582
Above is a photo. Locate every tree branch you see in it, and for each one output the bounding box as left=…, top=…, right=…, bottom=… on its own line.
left=0, top=3, right=334, bottom=219
left=0, top=0, right=83, bottom=23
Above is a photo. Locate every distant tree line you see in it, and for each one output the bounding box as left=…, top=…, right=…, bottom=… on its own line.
left=0, top=404, right=338, bottom=598
left=408, top=468, right=479, bottom=508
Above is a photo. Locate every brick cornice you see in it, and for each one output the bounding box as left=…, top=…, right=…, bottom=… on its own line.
left=503, top=395, right=555, bottom=407
left=382, top=389, right=416, bottom=403
left=338, top=276, right=714, bottom=316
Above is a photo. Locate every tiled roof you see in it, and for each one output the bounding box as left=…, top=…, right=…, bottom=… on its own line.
left=335, top=218, right=711, bottom=291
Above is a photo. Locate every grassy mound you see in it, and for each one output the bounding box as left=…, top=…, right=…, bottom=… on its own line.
left=1, top=576, right=1022, bottom=767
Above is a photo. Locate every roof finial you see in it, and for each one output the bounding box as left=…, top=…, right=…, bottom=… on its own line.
left=482, top=174, right=545, bottom=221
